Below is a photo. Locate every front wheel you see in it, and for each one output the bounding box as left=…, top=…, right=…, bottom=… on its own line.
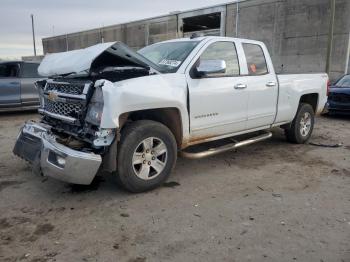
left=285, top=103, right=315, bottom=144
left=117, top=120, right=177, bottom=193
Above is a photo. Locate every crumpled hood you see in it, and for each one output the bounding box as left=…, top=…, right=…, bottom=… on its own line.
left=38, top=42, right=157, bottom=77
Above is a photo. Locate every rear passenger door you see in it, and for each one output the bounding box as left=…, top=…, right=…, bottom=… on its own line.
left=0, top=63, right=21, bottom=108
left=20, top=62, right=40, bottom=106
left=242, top=43, right=278, bottom=129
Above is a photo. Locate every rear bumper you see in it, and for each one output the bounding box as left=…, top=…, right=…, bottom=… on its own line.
left=326, top=101, right=350, bottom=114
left=13, top=121, right=102, bottom=185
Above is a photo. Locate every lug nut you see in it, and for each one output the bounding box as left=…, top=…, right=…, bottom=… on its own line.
left=152, top=157, right=156, bottom=160
left=148, top=162, right=151, bottom=165
left=142, top=154, right=145, bottom=158
left=143, top=161, right=146, bottom=164
left=146, top=150, right=150, bottom=153
left=151, top=151, right=154, bottom=155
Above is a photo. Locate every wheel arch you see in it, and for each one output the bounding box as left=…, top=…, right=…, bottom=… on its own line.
left=299, top=93, right=319, bottom=113
left=119, top=107, right=183, bottom=149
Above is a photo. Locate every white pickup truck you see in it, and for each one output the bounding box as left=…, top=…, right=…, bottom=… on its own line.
left=13, top=36, right=328, bottom=192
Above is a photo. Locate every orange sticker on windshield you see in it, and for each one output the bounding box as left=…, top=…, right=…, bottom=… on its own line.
left=250, top=64, right=257, bottom=73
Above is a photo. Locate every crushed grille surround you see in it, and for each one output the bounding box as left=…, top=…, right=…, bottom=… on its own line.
left=39, top=79, right=93, bottom=124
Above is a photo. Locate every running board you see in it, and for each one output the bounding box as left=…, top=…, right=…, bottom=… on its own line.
left=180, top=131, right=272, bottom=159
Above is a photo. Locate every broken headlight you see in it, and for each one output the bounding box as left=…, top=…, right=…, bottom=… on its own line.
left=86, top=86, right=104, bottom=126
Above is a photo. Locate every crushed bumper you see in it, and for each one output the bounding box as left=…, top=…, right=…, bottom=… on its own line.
left=13, top=121, right=102, bottom=185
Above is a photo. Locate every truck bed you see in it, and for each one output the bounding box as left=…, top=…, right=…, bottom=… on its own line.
left=275, top=73, right=328, bottom=124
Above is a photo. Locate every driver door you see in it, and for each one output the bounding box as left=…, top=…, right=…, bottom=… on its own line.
left=0, top=63, right=21, bottom=107
left=186, top=41, right=249, bottom=141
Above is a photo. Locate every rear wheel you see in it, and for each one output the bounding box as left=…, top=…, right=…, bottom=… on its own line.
left=117, top=120, right=177, bottom=193
left=285, top=103, right=315, bottom=144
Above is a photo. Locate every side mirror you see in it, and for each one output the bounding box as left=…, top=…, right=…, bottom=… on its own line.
left=195, top=60, right=226, bottom=77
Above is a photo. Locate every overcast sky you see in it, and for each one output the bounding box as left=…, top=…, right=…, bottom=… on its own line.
left=0, top=0, right=232, bottom=59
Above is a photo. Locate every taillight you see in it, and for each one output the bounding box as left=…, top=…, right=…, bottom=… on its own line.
left=327, top=79, right=330, bottom=96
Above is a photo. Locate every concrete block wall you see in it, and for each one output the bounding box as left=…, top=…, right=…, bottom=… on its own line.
left=225, top=0, right=350, bottom=79
left=42, top=0, right=350, bottom=79
left=42, top=15, right=178, bottom=53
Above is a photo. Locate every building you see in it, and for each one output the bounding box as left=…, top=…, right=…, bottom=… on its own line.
left=42, top=0, right=350, bottom=79
left=22, top=55, right=45, bottom=62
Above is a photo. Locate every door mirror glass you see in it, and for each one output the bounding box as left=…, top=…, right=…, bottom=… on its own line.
left=195, top=59, right=226, bottom=77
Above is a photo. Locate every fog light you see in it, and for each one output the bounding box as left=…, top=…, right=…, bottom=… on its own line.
left=48, top=151, right=66, bottom=169
left=56, top=156, right=66, bottom=167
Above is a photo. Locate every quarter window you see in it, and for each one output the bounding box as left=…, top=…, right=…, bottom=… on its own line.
left=243, top=43, right=268, bottom=76
left=197, top=41, right=240, bottom=77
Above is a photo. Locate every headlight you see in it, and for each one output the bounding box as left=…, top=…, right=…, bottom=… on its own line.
left=35, top=80, right=46, bottom=109
left=86, top=86, right=104, bottom=126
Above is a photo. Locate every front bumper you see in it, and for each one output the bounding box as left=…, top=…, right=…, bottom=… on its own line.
left=13, top=121, right=102, bottom=185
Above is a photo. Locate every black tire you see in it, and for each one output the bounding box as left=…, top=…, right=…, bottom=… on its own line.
left=117, top=120, right=177, bottom=193
left=285, top=103, right=315, bottom=144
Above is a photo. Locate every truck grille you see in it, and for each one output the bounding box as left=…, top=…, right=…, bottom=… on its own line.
left=44, top=98, right=83, bottom=118
left=39, top=80, right=93, bottom=124
left=45, top=82, right=86, bottom=95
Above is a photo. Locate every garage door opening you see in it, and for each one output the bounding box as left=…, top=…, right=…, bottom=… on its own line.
left=182, top=12, right=221, bottom=37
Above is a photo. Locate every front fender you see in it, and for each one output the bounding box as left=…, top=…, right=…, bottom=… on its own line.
left=97, top=73, right=190, bottom=141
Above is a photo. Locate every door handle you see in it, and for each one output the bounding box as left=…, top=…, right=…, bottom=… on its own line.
left=266, top=81, right=277, bottom=87
left=234, top=83, right=247, bottom=90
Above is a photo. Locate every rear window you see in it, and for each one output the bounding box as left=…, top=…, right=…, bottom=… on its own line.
left=335, top=75, right=350, bottom=87
left=21, top=63, right=40, bottom=78
left=242, top=43, right=268, bottom=76
left=0, top=63, right=20, bottom=77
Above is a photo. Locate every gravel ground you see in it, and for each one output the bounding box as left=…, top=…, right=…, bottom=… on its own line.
left=0, top=111, right=349, bottom=262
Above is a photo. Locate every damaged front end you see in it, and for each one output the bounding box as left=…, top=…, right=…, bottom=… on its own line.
left=13, top=42, right=156, bottom=185
left=13, top=121, right=102, bottom=185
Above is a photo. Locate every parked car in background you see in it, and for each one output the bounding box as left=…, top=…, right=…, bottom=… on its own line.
left=0, top=61, right=42, bottom=111
left=327, top=74, right=350, bottom=115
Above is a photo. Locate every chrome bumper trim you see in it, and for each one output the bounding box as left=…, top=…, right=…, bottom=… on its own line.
left=38, top=108, right=77, bottom=123
left=17, top=121, right=102, bottom=185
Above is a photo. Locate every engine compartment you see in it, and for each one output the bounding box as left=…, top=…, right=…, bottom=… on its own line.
left=37, top=66, right=151, bottom=149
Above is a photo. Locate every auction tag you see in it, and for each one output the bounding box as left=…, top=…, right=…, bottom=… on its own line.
left=159, top=59, right=182, bottom=67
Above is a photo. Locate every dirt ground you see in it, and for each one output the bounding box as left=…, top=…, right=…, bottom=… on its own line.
left=0, top=111, right=349, bottom=262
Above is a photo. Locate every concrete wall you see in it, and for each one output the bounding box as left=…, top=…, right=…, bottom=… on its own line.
left=42, top=15, right=178, bottom=53
left=42, top=0, right=350, bottom=80
left=225, top=0, right=350, bottom=79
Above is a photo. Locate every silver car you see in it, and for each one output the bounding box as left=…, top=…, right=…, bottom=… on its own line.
left=0, top=61, right=42, bottom=111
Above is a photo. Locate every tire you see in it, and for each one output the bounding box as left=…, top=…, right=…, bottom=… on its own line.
left=285, top=103, right=315, bottom=144
left=117, top=120, right=177, bottom=193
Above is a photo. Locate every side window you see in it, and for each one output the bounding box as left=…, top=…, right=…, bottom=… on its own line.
left=242, top=43, right=268, bottom=76
left=0, top=64, right=20, bottom=78
left=21, top=63, right=40, bottom=78
left=197, top=41, right=240, bottom=77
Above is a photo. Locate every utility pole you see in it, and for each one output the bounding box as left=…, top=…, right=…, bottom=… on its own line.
left=325, top=0, right=335, bottom=76
left=235, top=2, right=239, bottom=37
left=30, top=14, right=37, bottom=56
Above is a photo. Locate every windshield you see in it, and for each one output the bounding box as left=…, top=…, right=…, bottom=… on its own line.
left=335, top=75, right=350, bottom=87
left=138, top=41, right=199, bottom=73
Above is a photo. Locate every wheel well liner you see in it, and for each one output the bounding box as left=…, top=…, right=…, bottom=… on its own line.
left=300, top=93, right=318, bottom=112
